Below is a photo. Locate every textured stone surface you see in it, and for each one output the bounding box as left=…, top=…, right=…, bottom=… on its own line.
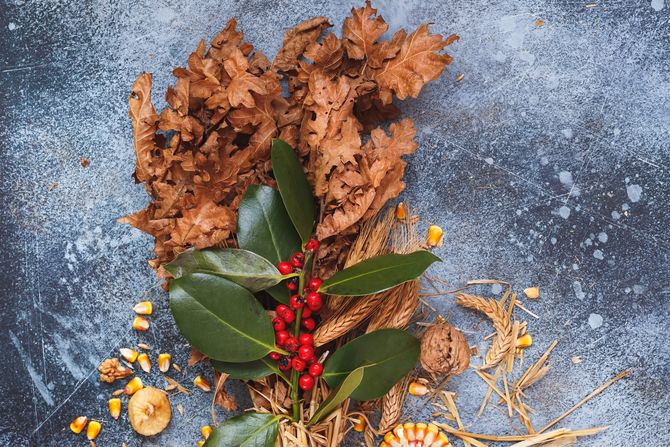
left=1, top=0, right=669, bottom=446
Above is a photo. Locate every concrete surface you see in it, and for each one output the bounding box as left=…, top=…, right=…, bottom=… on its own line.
left=1, top=0, right=669, bottom=445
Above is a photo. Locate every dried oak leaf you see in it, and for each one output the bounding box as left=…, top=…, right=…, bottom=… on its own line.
left=224, top=47, right=267, bottom=108
left=128, top=73, right=163, bottom=183
left=342, top=1, right=388, bottom=60
left=272, top=16, right=332, bottom=72
left=375, top=25, right=459, bottom=100
left=98, top=358, right=133, bottom=383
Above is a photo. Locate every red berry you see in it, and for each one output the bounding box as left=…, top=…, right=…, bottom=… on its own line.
left=290, top=294, right=304, bottom=309
left=290, top=252, right=305, bottom=268
left=276, top=304, right=289, bottom=314
left=275, top=330, right=289, bottom=346
left=277, top=262, right=293, bottom=275
left=291, top=357, right=306, bottom=372
left=285, top=337, right=300, bottom=352
left=306, top=355, right=317, bottom=364
left=299, top=333, right=313, bottom=346
left=278, top=307, right=295, bottom=323
left=272, top=317, right=286, bottom=331
left=307, top=277, right=323, bottom=291
left=286, top=277, right=299, bottom=291
left=305, top=239, right=319, bottom=251
left=301, top=307, right=312, bottom=319
left=278, top=356, right=291, bottom=371
left=299, top=374, right=315, bottom=391
left=298, top=344, right=313, bottom=361
left=269, top=352, right=281, bottom=361
left=305, top=292, right=322, bottom=312
left=308, top=362, right=323, bottom=377
left=301, top=318, right=316, bottom=331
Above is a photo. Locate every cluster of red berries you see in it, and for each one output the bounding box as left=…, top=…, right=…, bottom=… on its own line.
left=270, top=239, right=323, bottom=391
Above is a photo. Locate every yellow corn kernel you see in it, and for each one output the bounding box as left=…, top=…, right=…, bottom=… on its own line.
left=132, top=316, right=150, bottom=331
left=427, top=225, right=444, bottom=248
left=404, top=422, right=416, bottom=441
left=384, top=432, right=399, bottom=443
left=516, top=333, right=533, bottom=349
left=524, top=287, right=540, bottom=299
left=158, top=353, right=171, bottom=373
left=379, top=443, right=390, bottom=447
left=133, top=301, right=153, bottom=315
left=415, top=423, right=427, bottom=440
left=86, top=420, right=101, bottom=440
left=352, top=418, right=366, bottom=432
left=194, top=375, right=212, bottom=392
left=201, top=425, right=213, bottom=439
left=395, top=202, right=407, bottom=220
left=431, top=432, right=451, bottom=447
left=197, top=441, right=205, bottom=447
left=424, top=423, right=439, bottom=444
left=392, top=423, right=405, bottom=439
left=108, top=398, right=121, bottom=420
left=408, top=381, right=430, bottom=396
left=69, top=416, right=88, bottom=434
left=124, top=376, right=144, bottom=395
left=137, top=353, right=151, bottom=372
left=119, top=348, right=138, bottom=363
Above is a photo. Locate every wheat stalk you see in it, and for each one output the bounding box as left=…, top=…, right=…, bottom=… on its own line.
left=366, top=280, right=419, bottom=332
left=378, top=375, right=410, bottom=433
left=314, top=292, right=387, bottom=346
left=455, top=293, right=513, bottom=369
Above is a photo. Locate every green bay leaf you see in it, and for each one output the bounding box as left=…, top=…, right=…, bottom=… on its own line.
left=308, top=367, right=364, bottom=425
left=322, top=329, right=420, bottom=401
left=204, top=412, right=280, bottom=447
left=271, top=139, right=315, bottom=244
left=169, top=273, right=276, bottom=362
left=319, top=251, right=441, bottom=296
left=211, top=357, right=282, bottom=381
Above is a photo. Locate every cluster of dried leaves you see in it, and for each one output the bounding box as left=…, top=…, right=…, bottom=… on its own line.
left=120, top=2, right=458, bottom=278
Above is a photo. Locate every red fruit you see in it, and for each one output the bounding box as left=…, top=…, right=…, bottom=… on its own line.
left=278, top=307, right=295, bottom=323
left=308, top=362, right=323, bottom=377
left=277, top=262, right=293, bottom=275
left=272, top=317, right=286, bottom=332
left=276, top=304, right=289, bottom=314
left=299, top=333, right=313, bottom=346
left=301, top=318, right=316, bottom=331
left=275, top=330, right=289, bottom=346
left=305, top=239, right=319, bottom=251
left=305, top=292, right=322, bottom=312
left=290, top=294, right=304, bottom=309
left=269, top=352, right=281, bottom=361
left=290, top=252, right=305, bottom=268
left=278, top=356, right=291, bottom=371
left=298, top=344, right=313, bottom=361
left=307, top=277, right=322, bottom=291
left=286, top=277, right=299, bottom=291
left=306, top=355, right=317, bottom=364
left=299, top=374, right=315, bottom=391
left=301, top=307, right=312, bottom=319
left=291, top=357, right=306, bottom=372
left=285, top=337, right=300, bottom=352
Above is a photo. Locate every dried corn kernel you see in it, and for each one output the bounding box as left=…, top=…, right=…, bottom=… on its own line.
left=415, top=423, right=427, bottom=440
left=408, top=381, right=430, bottom=396
left=193, top=375, right=211, bottom=392
left=197, top=441, right=205, bottom=447
left=404, top=422, right=416, bottom=441
left=395, top=202, right=407, bottom=220
left=137, top=353, right=151, bottom=373
left=124, top=376, right=144, bottom=395
left=353, top=417, right=366, bottom=432
left=137, top=342, right=151, bottom=350
left=69, top=416, right=88, bottom=434
left=383, top=432, right=400, bottom=447
left=201, top=425, right=213, bottom=439
left=172, top=363, right=181, bottom=372
left=86, top=420, right=101, bottom=440
left=108, top=398, right=121, bottom=420
left=379, top=443, right=390, bottom=447
left=133, top=301, right=153, bottom=315
left=426, top=225, right=444, bottom=248
left=158, top=353, right=171, bottom=373
left=424, top=423, right=439, bottom=445
left=120, top=348, right=139, bottom=363
left=133, top=316, right=150, bottom=331
left=524, top=287, right=540, bottom=299
left=516, top=333, right=533, bottom=349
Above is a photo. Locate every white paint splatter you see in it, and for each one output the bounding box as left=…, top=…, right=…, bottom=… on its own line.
left=611, top=210, right=621, bottom=220
left=588, top=313, right=603, bottom=329
left=561, top=128, right=573, bottom=139
left=540, top=156, right=549, bottom=166
left=558, top=206, right=571, bottom=219
left=633, top=284, right=647, bottom=295
left=491, top=283, right=503, bottom=294
left=484, top=157, right=494, bottom=165
left=597, top=232, right=608, bottom=243
left=651, top=0, right=665, bottom=11
left=593, top=249, right=604, bottom=260
left=8, top=22, right=18, bottom=30
left=559, top=170, right=573, bottom=186
left=573, top=281, right=585, bottom=300
left=626, top=184, right=642, bottom=202
left=550, top=237, right=557, bottom=244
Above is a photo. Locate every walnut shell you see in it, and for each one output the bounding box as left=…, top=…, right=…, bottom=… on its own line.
left=420, top=322, right=470, bottom=375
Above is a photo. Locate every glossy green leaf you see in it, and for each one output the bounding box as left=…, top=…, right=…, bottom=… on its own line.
left=271, top=139, right=315, bottom=244
left=319, top=251, right=441, bottom=296
left=308, top=367, right=364, bottom=426
left=322, top=329, right=420, bottom=401
left=169, top=273, right=276, bottom=362
left=165, top=248, right=285, bottom=292
left=211, top=357, right=280, bottom=381
left=204, top=412, right=280, bottom=447
left=237, top=185, right=301, bottom=304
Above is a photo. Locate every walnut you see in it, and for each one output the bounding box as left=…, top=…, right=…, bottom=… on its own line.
left=420, top=322, right=470, bottom=376
left=98, top=358, right=133, bottom=383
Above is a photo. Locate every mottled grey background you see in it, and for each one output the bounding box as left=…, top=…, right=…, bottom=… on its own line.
left=1, top=0, right=669, bottom=446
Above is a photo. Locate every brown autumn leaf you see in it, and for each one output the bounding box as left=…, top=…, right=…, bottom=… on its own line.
left=342, top=1, right=388, bottom=60
left=273, top=16, right=331, bottom=72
